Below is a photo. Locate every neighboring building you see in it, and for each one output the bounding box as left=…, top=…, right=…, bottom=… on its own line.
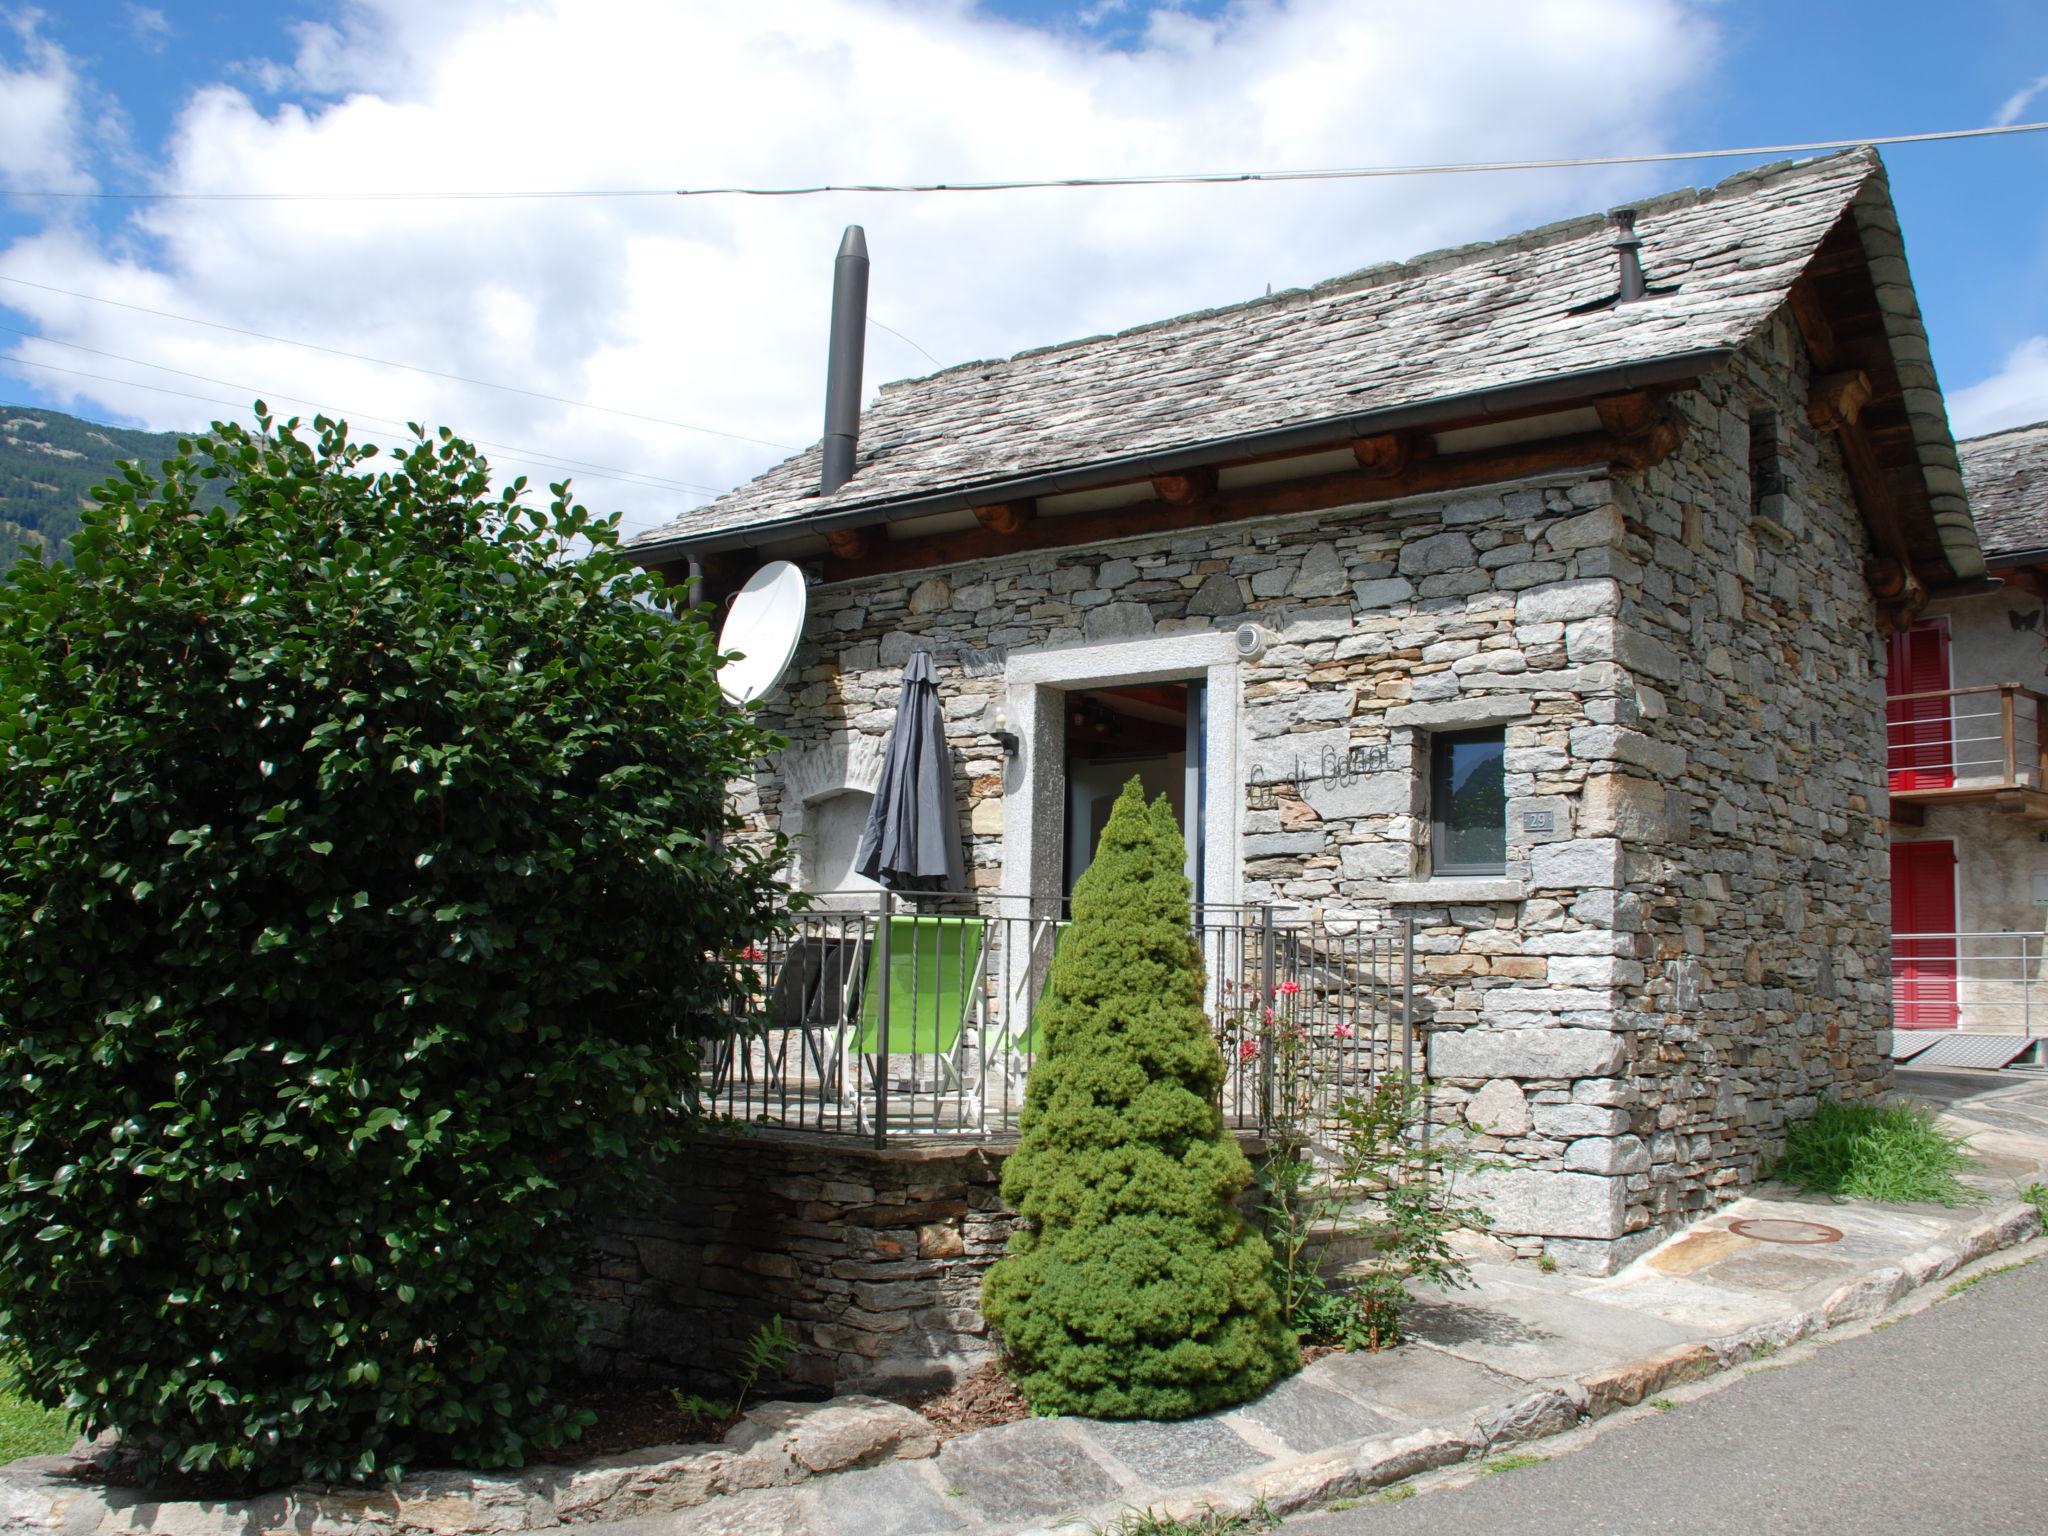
left=632, top=148, right=1983, bottom=1274
left=1887, top=420, right=2048, bottom=1062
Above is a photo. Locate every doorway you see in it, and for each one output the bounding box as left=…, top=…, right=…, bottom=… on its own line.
left=1891, top=839, right=1959, bottom=1029
left=1063, top=680, right=1205, bottom=902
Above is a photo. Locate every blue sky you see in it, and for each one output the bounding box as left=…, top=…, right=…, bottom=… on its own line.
left=1, top=0, right=2044, bottom=526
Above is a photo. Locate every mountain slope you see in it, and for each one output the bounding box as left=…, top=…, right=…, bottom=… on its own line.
left=0, top=405, right=213, bottom=567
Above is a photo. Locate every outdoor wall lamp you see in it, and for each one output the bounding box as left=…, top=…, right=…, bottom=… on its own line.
left=992, top=705, right=1019, bottom=758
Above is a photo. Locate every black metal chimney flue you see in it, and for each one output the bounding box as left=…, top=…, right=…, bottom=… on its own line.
left=820, top=225, right=870, bottom=495
left=1611, top=209, right=1647, bottom=304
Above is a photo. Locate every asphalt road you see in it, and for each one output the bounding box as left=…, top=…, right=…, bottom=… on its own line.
left=1290, top=1252, right=2048, bottom=1536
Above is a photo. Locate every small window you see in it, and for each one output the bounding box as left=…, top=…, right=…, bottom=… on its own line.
left=1748, top=409, right=1784, bottom=512
left=1430, top=728, right=1507, bottom=876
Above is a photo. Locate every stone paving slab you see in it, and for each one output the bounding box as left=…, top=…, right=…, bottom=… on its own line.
left=1401, top=1271, right=1709, bottom=1379
left=932, top=1418, right=1124, bottom=1527
left=817, top=1460, right=967, bottom=1536
left=1083, top=1416, right=1269, bottom=1491
left=1226, top=1376, right=1402, bottom=1456
left=1307, top=1341, right=1531, bottom=1426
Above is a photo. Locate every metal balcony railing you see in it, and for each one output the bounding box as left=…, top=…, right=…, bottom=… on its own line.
left=1891, top=930, right=2048, bottom=1035
left=1885, top=684, right=2048, bottom=798
left=698, top=891, right=1414, bottom=1145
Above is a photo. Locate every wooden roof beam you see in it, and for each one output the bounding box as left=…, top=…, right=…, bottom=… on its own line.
left=822, top=426, right=1662, bottom=582
left=1149, top=468, right=1217, bottom=506
left=1593, top=391, right=1684, bottom=470
left=971, top=501, right=1035, bottom=535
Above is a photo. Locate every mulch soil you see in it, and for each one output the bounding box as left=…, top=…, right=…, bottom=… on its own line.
left=900, top=1362, right=1033, bottom=1439
left=528, top=1378, right=742, bottom=1463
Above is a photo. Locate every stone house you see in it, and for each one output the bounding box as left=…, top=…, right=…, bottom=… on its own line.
left=629, top=147, right=1982, bottom=1278
left=1886, top=420, right=2048, bottom=1061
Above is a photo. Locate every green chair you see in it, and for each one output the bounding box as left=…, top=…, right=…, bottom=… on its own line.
left=850, top=914, right=985, bottom=1058
left=831, top=915, right=990, bottom=1128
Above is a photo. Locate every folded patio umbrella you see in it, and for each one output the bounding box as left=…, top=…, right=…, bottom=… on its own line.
left=854, top=650, right=965, bottom=894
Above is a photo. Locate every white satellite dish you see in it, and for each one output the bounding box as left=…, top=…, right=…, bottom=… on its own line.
left=717, top=561, right=808, bottom=705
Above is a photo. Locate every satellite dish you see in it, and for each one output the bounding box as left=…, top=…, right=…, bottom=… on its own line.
left=717, top=561, right=808, bottom=706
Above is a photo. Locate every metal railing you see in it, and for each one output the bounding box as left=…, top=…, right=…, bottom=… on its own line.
left=699, top=891, right=1413, bottom=1144
left=1891, top=930, right=2047, bottom=1035
left=1886, top=684, right=2048, bottom=795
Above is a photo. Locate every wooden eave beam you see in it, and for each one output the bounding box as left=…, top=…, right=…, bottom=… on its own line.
left=971, top=501, right=1034, bottom=535
left=820, top=427, right=1663, bottom=582
left=1787, top=255, right=1929, bottom=631
left=1150, top=467, right=1218, bottom=506
left=1593, top=391, right=1684, bottom=471
left=822, top=525, right=882, bottom=560
left=1351, top=431, right=1420, bottom=478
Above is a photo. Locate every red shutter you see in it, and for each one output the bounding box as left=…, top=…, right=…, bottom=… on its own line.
left=1890, top=840, right=1958, bottom=1029
left=1886, top=622, right=1954, bottom=791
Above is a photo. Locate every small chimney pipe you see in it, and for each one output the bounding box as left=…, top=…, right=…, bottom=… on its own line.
left=820, top=225, right=870, bottom=496
left=1611, top=209, right=1647, bottom=305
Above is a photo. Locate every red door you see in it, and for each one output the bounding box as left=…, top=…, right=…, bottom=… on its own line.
left=1886, top=621, right=1954, bottom=790
left=1890, top=840, right=1958, bottom=1029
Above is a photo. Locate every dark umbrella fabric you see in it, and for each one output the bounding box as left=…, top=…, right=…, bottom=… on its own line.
left=854, top=651, right=965, bottom=894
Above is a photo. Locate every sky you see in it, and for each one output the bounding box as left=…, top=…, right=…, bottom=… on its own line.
left=0, top=0, right=2044, bottom=540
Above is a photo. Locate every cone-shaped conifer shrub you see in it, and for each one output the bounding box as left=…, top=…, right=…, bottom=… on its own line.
left=982, top=779, right=1297, bottom=1418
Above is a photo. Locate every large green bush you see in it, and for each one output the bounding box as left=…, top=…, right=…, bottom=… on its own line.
left=0, top=413, right=783, bottom=1484
left=982, top=780, right=1297, bottom=1418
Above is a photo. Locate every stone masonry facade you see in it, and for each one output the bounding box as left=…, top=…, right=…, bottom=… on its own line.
left=732, top=326, right=1890, bottom=1276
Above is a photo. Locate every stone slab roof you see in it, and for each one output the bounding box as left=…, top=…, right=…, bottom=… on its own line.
left=1959, top=420, right=2048, bottom=564
left=635, top=148, right=1967, bottom=571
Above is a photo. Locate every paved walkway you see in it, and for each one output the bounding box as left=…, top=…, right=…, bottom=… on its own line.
left=622, top=1069, right=2048, bottom=1536
left=1289, top=1238, right=2048, bottom=1535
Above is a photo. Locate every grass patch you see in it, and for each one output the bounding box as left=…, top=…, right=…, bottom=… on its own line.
left=1094, top=1501, right=1277, bottom=1535
left=1774, top=1100, right=1979, bottom=1206
left=1477, top=1452, right=1547, bottom=1476
left=1947, top=1261, right=2021, bottom=1298
left=0, top=1372, right=73, bottom=1462
left=2023, top=1183, right=2047, bottom=1223
left=1647, top=1396, right=1676, bottom=1412
left=1372, top=1484, right=1418, bottom=1503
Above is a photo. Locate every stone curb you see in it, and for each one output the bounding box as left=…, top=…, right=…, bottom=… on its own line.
left=0, top=1395, right=938, bottom=1536
left=1006, top=1199, right=2045, bottom=1536
left=3, top=1202, right=2038, bottom=1536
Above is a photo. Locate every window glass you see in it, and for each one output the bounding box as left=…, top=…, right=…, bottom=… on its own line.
left=1431, top=729, right=1506, bottom=875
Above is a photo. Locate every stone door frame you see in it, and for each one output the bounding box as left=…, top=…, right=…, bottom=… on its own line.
left=1000, top=630, right=1245, bottom=912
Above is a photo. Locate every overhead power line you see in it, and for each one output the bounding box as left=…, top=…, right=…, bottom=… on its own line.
left=6, top=121, right=2043, bottom=202
left=0, top=274, right=800, bottom=452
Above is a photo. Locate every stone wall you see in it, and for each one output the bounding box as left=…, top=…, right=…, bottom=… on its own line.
left=580, top=1133, right=1015, bottom=1397
left=1605, top=322, right=1890, bottom=1255
left=730, top=322, right=1894, bottom=1272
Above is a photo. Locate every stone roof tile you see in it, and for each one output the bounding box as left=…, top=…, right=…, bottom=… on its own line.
left=1960, top=420, right=2048, bottom=564
left=636, top=150, right=1882, bottom=551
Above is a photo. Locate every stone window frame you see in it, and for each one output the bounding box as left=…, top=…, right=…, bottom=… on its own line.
left=1373, top=696, right=1533, bottom=906
left=999, top=629, right=1245, bottom=911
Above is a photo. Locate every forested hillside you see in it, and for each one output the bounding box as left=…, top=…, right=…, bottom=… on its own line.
left=0, top=405, right=219, bottom=567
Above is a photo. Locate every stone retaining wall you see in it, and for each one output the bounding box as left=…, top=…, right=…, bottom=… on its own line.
left=579, top=1134, right=1017, bottom=1397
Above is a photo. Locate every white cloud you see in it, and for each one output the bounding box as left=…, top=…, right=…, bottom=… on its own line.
left=125, top=6, right=174, bottom=53
left=1995, top=71, right=2048, bottom=126
left=1949, top=337, right=2048, bottom=440
left=0, top=15, right=94, bottom=195
left=0, top=0, right=1717, bottom=535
